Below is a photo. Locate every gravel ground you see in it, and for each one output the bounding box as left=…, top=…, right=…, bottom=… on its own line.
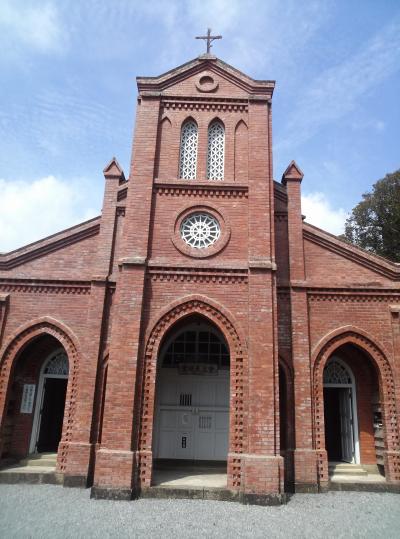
left=0, top=484, right=399, bottom=538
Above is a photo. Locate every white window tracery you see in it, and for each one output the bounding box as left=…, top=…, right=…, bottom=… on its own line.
left=179, top=120, right=198, bottom=180
left=44, top=351, right=69, bottom=376
left=323, top=359, right=352, bottom=385
left=207, top=121, right=225, bottom=180
left=180, top=212, right=220, bottom=249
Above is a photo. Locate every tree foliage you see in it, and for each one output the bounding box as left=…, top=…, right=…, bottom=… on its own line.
left=344, top=169, right=400, bottom=263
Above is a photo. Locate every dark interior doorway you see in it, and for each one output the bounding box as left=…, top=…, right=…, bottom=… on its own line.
left=324, top=387, right=342, bottom=461
left=37, top=378, right=68, bottom=452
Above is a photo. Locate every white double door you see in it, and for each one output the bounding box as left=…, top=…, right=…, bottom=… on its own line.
left=154, top=370, right=229, bottom=461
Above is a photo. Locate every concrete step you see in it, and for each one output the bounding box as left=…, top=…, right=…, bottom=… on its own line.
left=19, top=453, right=57, bottom=468
left=328, top=464, right=368, bottom=476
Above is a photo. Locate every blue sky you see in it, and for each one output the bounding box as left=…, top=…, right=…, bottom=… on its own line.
left=0, top=0, right=399, bottom=251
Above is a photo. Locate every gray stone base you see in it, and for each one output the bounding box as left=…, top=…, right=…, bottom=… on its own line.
left=239, top=492, right=287, bottom=506
left=329, top=481, right=400, bottom=493
left=0, top=471, right=63, bottom=485
left=294, top=482, right=319, bottom=493
left=141, top=486, right=240, bottom=502
left=63, top=474, right=89, bottom=488
left=90, top=486, right=136, bottom=501
left=90, top=485, right=287, bottom=505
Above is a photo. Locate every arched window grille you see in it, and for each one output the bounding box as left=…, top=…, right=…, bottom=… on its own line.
left=207, top=121, right=225, bottom=180
left=179, top=120, right=198, bottom=180
left=44, top=351, right=69, bottom=376
left=161, top=324, right=229, bottom=368
left=323, top=359, right=352, bottom=385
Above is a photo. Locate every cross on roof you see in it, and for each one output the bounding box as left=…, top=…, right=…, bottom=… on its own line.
left=195, top=28, right=222, bottom=54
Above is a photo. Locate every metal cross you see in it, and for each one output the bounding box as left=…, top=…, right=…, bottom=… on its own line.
left=195, top=28, right=222, bottom=53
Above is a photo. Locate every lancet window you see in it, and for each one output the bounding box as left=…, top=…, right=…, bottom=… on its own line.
left=207, top=121, right=225, bottom=180
left=178, top=120, right=198, bottom=180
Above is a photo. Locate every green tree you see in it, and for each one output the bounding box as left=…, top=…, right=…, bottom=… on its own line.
left=344, top=169, right=400, bottom=263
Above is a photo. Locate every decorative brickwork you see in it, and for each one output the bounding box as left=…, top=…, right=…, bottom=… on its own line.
left=0, top=318, right=80, bottom=471
left=1, top=54, right=400, bottom=499
left=138, top=297, right=247, bottom=489
left=312, top=328, right=400, bottom=483
left=162, top=99, right=248, bottom=113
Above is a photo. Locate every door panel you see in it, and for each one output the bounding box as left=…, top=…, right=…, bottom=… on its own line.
left=155, top=371, right=229, bottom=460
left=339, top=388, right=354, bottom=463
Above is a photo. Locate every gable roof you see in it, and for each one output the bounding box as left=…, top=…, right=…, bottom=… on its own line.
left=0, top=216, right=100, bottom=270
left=303, top=221, right=400, bottom=281
left=136, top=54, right=275, bottom=97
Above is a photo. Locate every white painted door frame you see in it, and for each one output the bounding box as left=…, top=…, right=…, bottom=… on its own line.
left=29, top=350, right=68, bottom=454
left=324, top=357, right=360, bottom=464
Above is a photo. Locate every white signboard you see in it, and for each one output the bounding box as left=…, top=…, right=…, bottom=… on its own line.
left=20, top=384, right=36, bottom=414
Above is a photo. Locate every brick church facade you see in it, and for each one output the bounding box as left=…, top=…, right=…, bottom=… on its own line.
left=0, top=54, right=399, bottom=502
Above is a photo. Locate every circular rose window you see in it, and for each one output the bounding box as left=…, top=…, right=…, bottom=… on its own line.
left=180, top=212, right=221, bottom=249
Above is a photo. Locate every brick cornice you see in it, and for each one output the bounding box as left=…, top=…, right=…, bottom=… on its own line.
left=161, top=97, right=248, bottom=112
left=0, top=278, right=91, bottom=295
left=308, top=291, right=400, bottom=303
left=153, top=179, right=248, bottom=198
left=147, top=265, right=248, bottom=284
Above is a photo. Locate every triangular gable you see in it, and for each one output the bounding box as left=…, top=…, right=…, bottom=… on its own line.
left=137, top=55, right=275, bottom=97
left=103, top=157, right=125, bottom=180
left=303, top=221, right=400, bottom=281
left=0, top=216, right=101, bottom=270
left=282, top=160, right=304, bottom=183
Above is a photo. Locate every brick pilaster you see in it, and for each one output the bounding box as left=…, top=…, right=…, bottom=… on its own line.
left=93, top=95, right=160, bottom=495
left=63, top=160, right=125, bottom=485
left=282, top=162, right=318, bottom=491
left=242, top=99, right=283, bottom=495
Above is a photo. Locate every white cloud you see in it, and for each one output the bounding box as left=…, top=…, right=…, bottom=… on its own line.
left=276, top=16, right=400, bottom=151
left=0, top=176, right=99, bottom=253
left=301, top=192, right=347, bottom=235
left=0, top=1, right=67, bottom=56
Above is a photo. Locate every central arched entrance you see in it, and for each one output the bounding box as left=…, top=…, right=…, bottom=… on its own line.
left=153, top=315, right=230, bottom=464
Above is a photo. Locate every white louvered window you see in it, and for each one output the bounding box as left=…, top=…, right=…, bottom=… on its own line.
left=207, top=121, right=225, bottom=180
left=179, top=120, right=198, bottom=180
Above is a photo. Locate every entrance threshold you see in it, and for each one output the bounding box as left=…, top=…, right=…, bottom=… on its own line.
left=152, top=459, right=227, bottom=489
left=328, top=461, right=386, bottom=484
left=0, top=453, right=62, bottom=485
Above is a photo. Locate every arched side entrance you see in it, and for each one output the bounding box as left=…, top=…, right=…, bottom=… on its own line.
left=30, top=349, right=69, bottom=454
left=137, top=298, right=247, bottom=490
left=323, top=357, right=360, bottom=464
left=313, top=329, right=400, bottom=485
left=0, top=320, right=79, bottom=472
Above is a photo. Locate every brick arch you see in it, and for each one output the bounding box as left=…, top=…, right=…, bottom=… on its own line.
left=207, top=116, right=225, bottom=129
left=312, top=326, right=400, bottom=483
left=138, top=296, right=247, bottom=489
left=0, top=317, right=80, bottom=471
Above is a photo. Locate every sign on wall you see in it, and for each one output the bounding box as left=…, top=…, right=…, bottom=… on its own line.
left=20, top=384, right=36, bottom=414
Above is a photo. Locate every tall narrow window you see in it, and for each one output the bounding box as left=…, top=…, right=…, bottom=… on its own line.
left=179, top=120, right=198, bottom=180
left=207, top=121, right=225, bottom=180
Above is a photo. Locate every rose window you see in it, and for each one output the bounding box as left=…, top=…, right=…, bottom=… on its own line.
left=180, top=213, right=220, bottom=249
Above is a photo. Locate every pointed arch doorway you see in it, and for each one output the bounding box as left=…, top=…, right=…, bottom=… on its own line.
left=323, top=357, right=360, bottom=464
left=153, top=315, right=230, bottom=464
left=30, top=349, right=69, bottom=454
